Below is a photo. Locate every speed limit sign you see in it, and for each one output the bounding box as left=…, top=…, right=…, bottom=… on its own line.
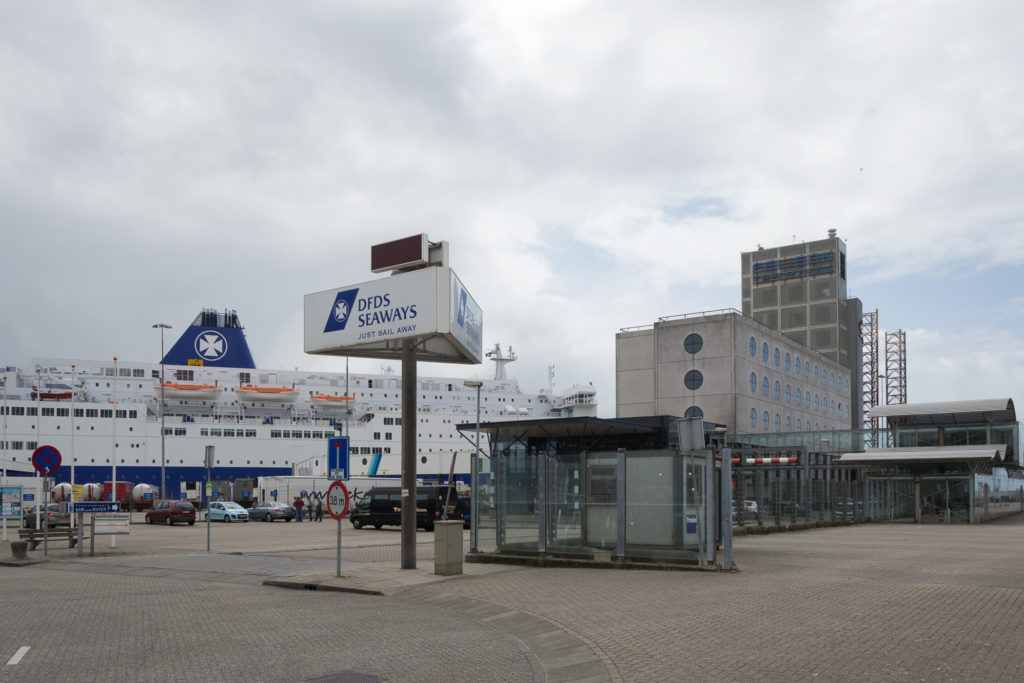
left=326, top=481, right=349, bottom=520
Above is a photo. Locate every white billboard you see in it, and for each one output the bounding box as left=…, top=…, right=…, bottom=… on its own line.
left=304, top=266, right=482, bottom=364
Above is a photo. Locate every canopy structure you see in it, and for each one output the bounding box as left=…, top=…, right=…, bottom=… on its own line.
left=869, top=399, right=1016, bottom=427
left=838, top=444, right=1008, bottom=465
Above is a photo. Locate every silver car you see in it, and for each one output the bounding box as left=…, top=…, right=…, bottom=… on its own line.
left=249, top=501, right=295, bottom=522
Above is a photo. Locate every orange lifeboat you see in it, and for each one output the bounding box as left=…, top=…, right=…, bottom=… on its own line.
left=236, top=384, right=299, bottom=403
left=311, top=394, right=354, bottom=408
left=155, top=382, right=219, bottom=401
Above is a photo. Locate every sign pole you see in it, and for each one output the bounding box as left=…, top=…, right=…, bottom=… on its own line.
left=326, top=481, right=349, bottom=577
left=401, top=338, right=417, bottom=570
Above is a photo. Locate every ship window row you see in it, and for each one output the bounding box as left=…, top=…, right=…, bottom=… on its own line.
left=267, top=430, right=329, bottom=439
left=0, top=407, right=138, bottom=419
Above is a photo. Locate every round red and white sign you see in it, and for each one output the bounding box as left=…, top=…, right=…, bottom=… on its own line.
left=326, top=481, right=349, bottom=520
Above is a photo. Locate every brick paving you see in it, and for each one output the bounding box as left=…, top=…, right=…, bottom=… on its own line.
left=2, top=513, right=1024, bottom=680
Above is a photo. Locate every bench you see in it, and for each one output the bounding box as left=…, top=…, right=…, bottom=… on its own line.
left=18, top=527, right=88, bottom=551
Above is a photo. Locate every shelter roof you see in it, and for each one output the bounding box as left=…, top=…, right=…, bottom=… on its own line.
left=868, top=399, right=1016, bottom=426
left=837, top=444, right=1008, bottom=464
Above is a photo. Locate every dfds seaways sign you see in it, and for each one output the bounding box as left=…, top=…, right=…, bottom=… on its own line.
left=304, top=266, right=482, bottom=364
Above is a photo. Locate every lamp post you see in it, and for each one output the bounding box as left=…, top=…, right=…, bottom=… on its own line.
left=111, top=356, right=118, bottom=548
left=153, top=323, right=172, bottom=500
left=463, top=380, right=482, bottom=552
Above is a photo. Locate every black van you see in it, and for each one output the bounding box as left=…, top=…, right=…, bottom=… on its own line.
left=349, top=485, right=461, bottom=531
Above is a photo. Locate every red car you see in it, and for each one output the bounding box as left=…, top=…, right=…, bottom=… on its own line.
left=145, top=500, right=197, bottom=525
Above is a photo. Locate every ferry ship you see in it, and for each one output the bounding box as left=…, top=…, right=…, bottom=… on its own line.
left=0, top=309, right=597, bottom=493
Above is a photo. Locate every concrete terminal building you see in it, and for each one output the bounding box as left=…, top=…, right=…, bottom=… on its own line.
left=617, top=231, right=861, bottom=433
left=616, top=310, right=855, bottom=434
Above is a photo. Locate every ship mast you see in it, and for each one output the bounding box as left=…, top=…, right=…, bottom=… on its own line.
left=487, top=343, right=517, bottom=381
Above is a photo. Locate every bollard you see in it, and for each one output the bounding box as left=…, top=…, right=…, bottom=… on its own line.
left=10, top=540, right=29, bottom=561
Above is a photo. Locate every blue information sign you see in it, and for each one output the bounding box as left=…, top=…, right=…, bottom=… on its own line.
left=329, top=436, right=350, bottom=480
left=212, top=492, right=220, bottom=499
left=179, top=492, right=187, bottom=500
left=24, top=493, right=35, bottom=501
left=69, top=502, right=122, bottom=513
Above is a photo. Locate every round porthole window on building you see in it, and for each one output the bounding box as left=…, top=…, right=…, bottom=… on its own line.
left=762, top=377, right=769, bottom=395
left=774, top=348, right=780, bottom=367
left=684, top=369, right=703, bottom=390
left=750, top=408, right=757, bottom=428
left=762, top=411, right=770, bottom=430
left=750, top=372, right=757, bottom=393
left=750, top=337, right=757, bottom=356
left=684, top=406, right=703, bottom=419
left=684, top=333, right=703, bottom=354
left=762, top=343, right=769, bottom=362
left=785, top=352, right=791, bottom=371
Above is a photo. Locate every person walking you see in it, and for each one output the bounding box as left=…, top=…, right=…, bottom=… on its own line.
left=315, top=498, right=323, bottom=522
left=293, top=496, right=304, bottom=522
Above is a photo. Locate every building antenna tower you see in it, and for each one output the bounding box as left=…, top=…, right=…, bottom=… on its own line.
left=885, top=330, right=908, bottom=405
left=861, top=310, right=880, bottom=439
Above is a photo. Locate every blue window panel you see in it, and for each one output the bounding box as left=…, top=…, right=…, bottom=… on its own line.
left=750, top=408, right=757, bottom=428
left=786, top=416, right=792, bottom=432
left=795, top=388, right=801, bottom=405
left=762, top=411, right=770, bottom=430
left=684, top=333, right=703, bottom=354
left=785, top=385, right=791, bottom=403
left=684, top=406, right=703, bottom=419
left=750, top=372, right=757, bottom=393
left=785, top=353, right=791, bottom=371
left=774, top=414, right=781, bottom=432
left=762, top=377, right=769, bottom=395
left=774, top=381, right=781, bottom=399
left=750, top=337, right=757, bottom=357
left=774, top=348, right=780, bottom=367
left=814, top=366, right=819, bottom=383
left=795, top=357, right=801, bottom=375
left=762, top=343, right=769, bottom=362
left=815, top=394, right=820, bottom=411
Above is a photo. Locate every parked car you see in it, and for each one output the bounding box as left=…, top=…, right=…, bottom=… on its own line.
left=780, top=500, right=807, bottom=516
left=459, top=496, right=471, bottom=530
left=145, top=500, right=197, bottom=526
left=249, top=501, right=295, bottom=522
left=208, top=501, right=249, bottom=523
left=743, top=500, right=759, bottom=514
left=22, top=504, right=71, bottom=528
left=349, top=485, right=460, bottom=531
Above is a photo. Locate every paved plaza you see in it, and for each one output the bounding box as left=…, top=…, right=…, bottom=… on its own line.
left=2, top=513, right=1024, bottom=681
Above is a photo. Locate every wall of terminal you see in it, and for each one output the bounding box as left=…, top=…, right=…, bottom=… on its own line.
left=617, top=312, right=855, bottom=434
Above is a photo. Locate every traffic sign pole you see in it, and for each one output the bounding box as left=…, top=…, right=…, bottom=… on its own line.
left=326, top=481, right=349, bottom=577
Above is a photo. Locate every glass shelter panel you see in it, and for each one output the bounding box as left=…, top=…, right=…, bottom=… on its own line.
left=496, top=446, right=539, bottom=553
left=545, top=453, right=587, bottom=556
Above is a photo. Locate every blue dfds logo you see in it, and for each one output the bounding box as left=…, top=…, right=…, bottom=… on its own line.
left=324, top=288, right=360, bottom=332
left=457, top=289, right=468, bottom=327
left=194, top=331, right=228, bottom=361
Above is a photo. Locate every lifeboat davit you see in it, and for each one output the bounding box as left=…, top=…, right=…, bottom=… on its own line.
left=155, top=382, right=219, bottom=401
left=311, top=394, right=354, bottom=408
left=236, top=385, right=299, bottom=404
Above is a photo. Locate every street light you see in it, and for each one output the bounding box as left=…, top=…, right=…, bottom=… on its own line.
left=463, top=380, right=482, bottom=552
left=153, top=323, right=172, bottom=500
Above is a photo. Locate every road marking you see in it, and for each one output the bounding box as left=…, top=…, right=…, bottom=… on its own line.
left=7, top=646, right=29, bottom=666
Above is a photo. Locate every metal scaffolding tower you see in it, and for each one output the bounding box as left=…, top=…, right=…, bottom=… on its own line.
left=885, top=330, right=907, bottom=405
left=861, top=310, right=879, bottom=433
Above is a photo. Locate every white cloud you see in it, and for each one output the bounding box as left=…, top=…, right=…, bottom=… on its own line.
left=1, top=1, right=1023, bottom=416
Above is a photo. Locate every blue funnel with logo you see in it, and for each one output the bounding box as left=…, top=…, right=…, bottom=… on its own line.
left=162, top=309, right=257, bottom=369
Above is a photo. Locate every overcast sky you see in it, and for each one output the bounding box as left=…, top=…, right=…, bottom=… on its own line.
left=3, top=2, right=1022, bottom=419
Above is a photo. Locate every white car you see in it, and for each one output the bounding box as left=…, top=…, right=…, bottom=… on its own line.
left=743, top=500, right=758, bottom=514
